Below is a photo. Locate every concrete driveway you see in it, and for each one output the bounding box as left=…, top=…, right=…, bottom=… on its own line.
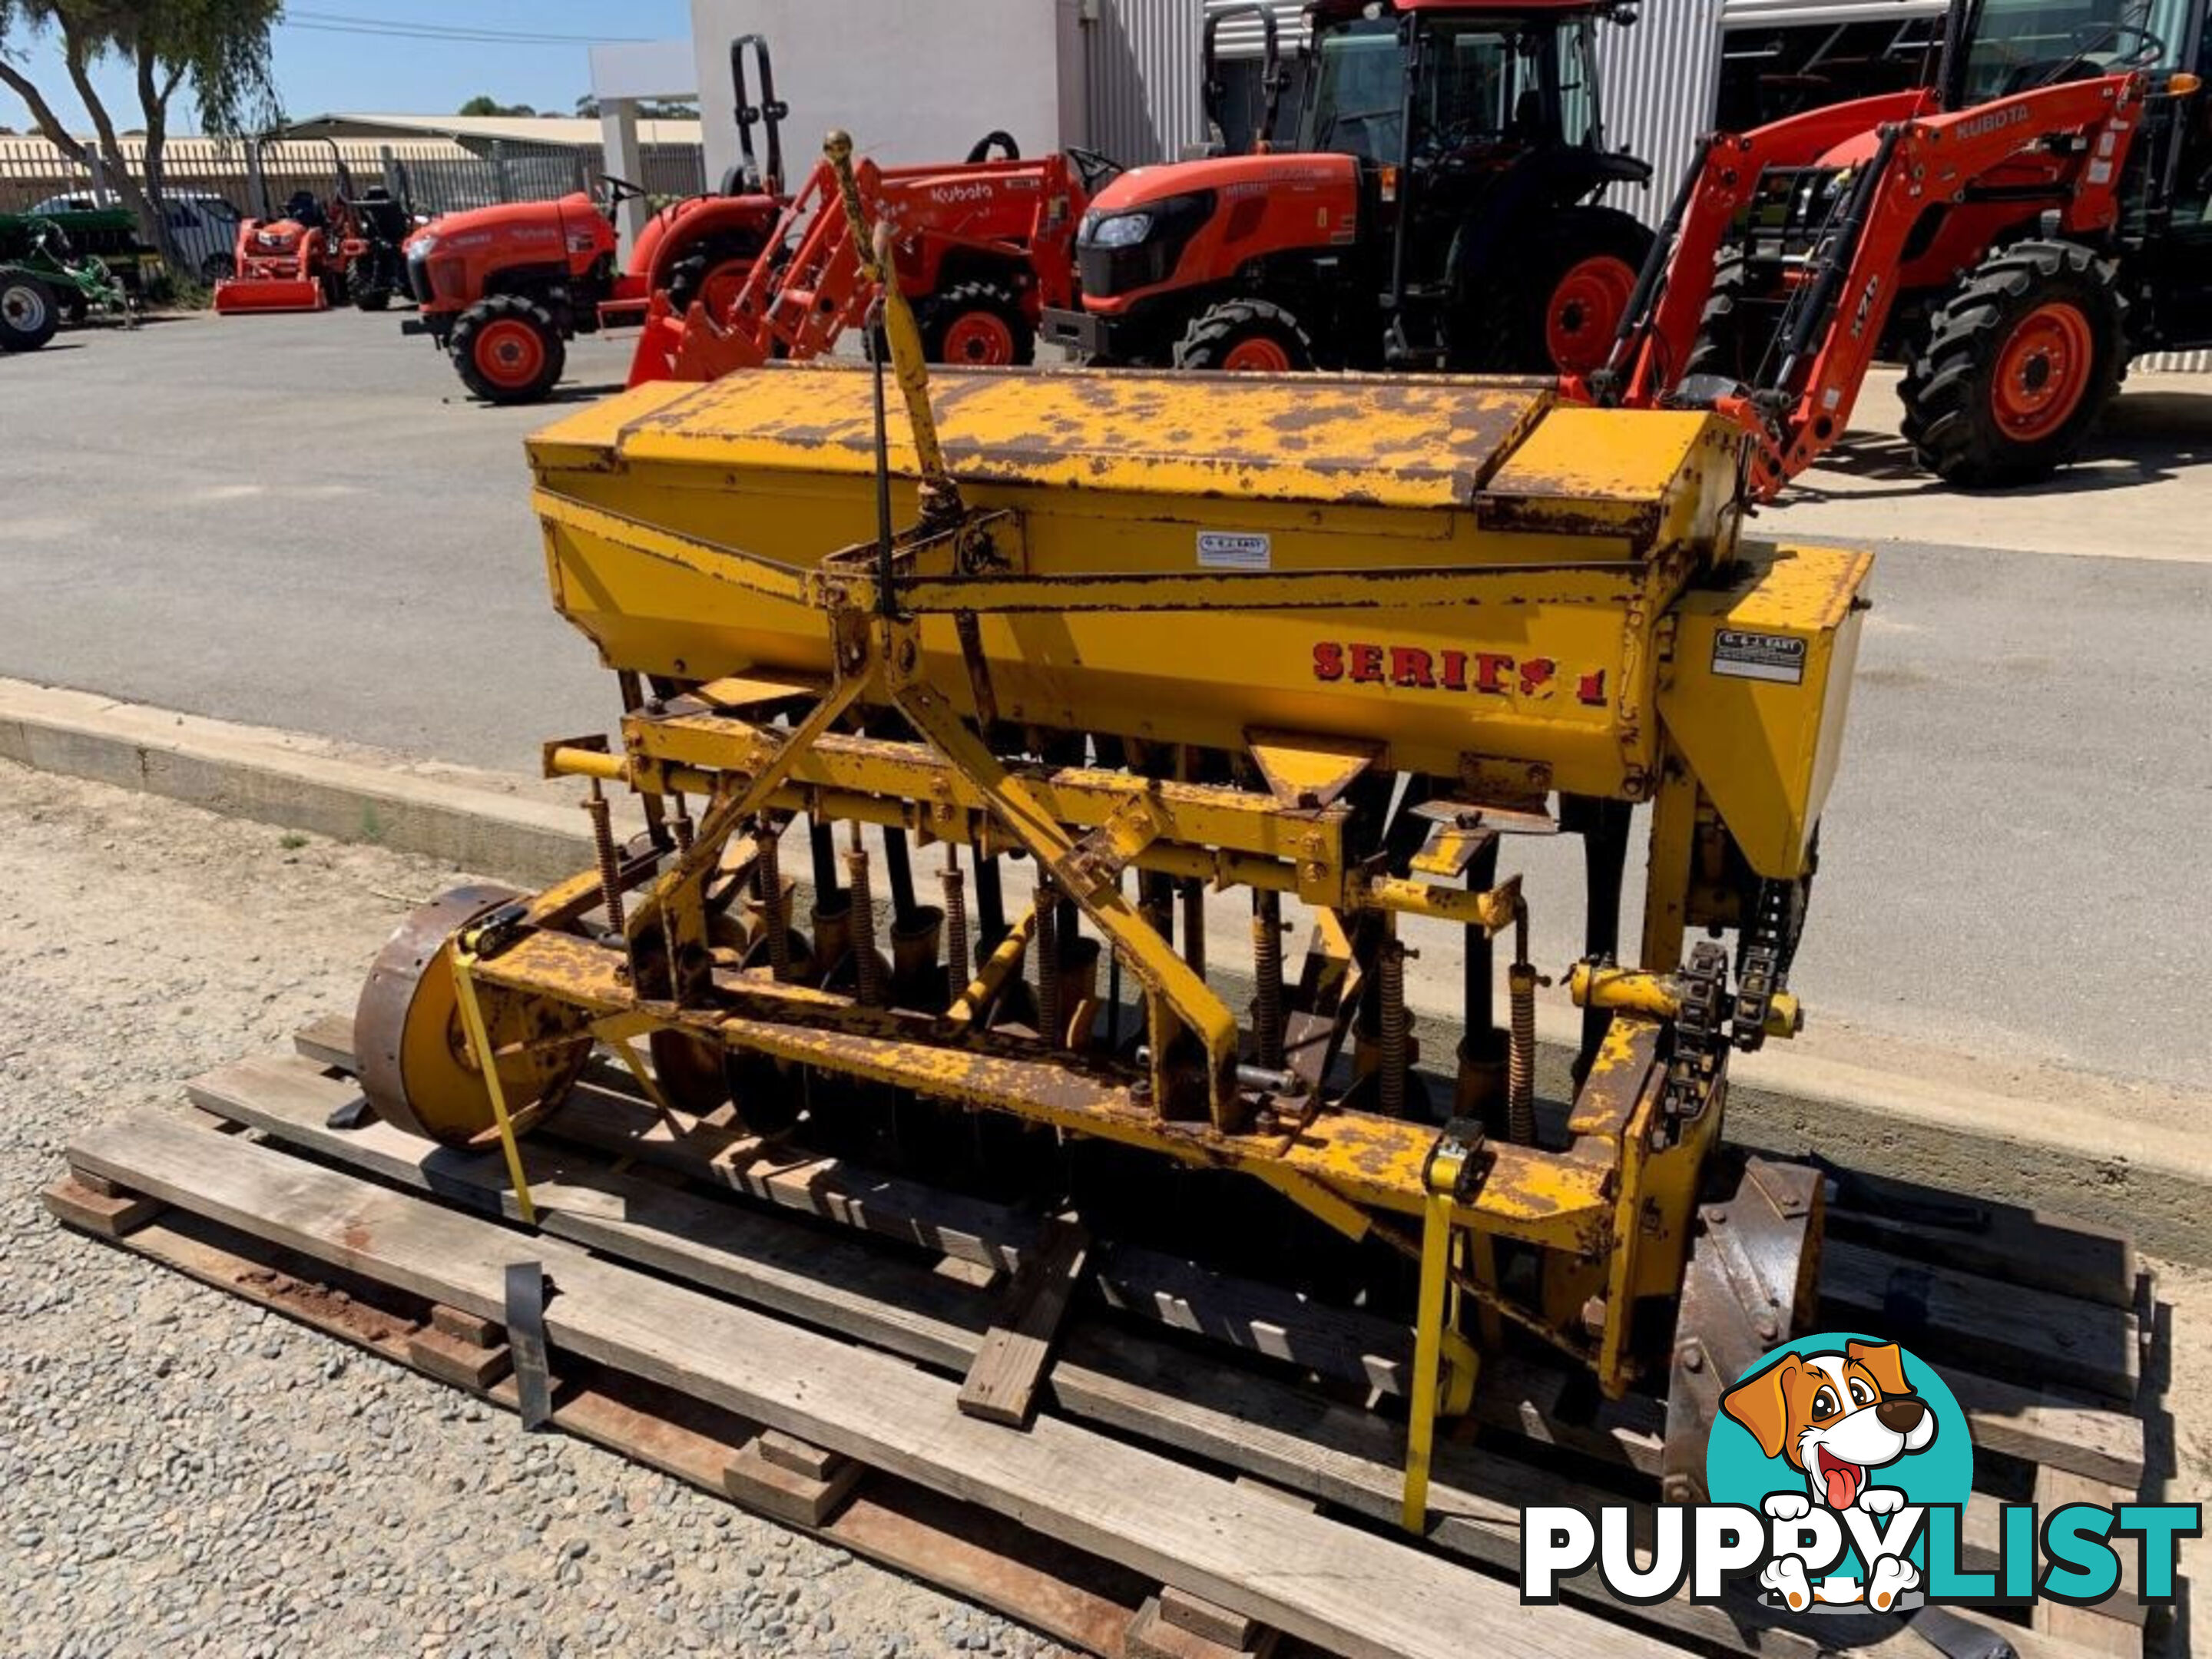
left=3, top=308, right=2208, bottom=1099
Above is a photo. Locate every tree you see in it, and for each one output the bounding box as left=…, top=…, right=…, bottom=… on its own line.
left=458, top=95, right=536, bottom=118
left=0, top=0, right=282, bottom=257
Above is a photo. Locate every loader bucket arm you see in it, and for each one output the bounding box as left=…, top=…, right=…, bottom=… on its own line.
left=1590, top=71, right=2151, bottom=500
left=1585, top=89, right=1934, bottom=409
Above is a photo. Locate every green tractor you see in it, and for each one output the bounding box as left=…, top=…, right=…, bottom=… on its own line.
left=0, top=210, right=142, bottom=329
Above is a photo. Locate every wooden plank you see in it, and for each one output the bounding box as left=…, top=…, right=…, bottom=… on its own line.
left=193, top=1051, right=2135, bottom=1658
left=71, top=1113, right=1681, bottom=1659
left=1128, top=1596, right=1273, bottom=1659
left=293, top=1012, right=356, bottom=1071
left=297, top=1018, right=1038, bottom=1271
left=429, top=1303, right=504, bottom=1346
left=1826, top=1174, right=2137, bottom=1310
left=45, top=1173, right=164, bottom=1240
left=1097, top=1243, right=1411, bottom=1397
left=962, top=1218, right=1091, bottom=1427
left=407, top=1323, right=512, bottom=1391
left=2032, top=1468, right=2144, bottom=1640
left=1160, top=1478, right=1316, bottom=1651
left=1822, top=1240, right=2138, bottom=1405
left=187, top=1055, right=995, bottom=1372
left=724, top=1435, right=865, bottom=1528
left=95, top=1202, right=1144, bottom=1658
left=1943, top=1370, right=2144, bottom=1491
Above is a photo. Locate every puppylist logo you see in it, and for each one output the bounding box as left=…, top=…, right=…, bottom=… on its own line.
left=1522, top=1333, right=2199, bottom=1616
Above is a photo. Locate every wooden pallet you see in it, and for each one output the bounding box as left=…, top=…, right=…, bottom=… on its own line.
left=42, top=1015, right=2162, bottom=1659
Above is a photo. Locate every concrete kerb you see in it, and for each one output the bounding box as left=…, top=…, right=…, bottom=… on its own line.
left=5, top=673, right=2206, bottom=1264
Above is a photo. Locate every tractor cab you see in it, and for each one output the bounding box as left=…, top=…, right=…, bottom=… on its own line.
left=1046, top=0, right=1653, bottom=376
left=1298, top=0, right=1653, bottom=366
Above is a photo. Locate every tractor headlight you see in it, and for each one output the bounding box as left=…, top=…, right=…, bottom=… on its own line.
left=1076, top=190, right=1214, bottom=298
left=1084, top=210, right=1154, bottom=249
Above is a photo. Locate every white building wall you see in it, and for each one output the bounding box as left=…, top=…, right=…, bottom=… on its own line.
left=689, top=0, right=1075, bottom=181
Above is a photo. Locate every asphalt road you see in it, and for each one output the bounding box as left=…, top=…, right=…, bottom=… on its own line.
left=5, top=308, right=2209, bottom=1093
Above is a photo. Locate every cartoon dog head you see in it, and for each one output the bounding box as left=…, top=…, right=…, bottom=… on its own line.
left=1720, top=1340, right=1936, bottom=1510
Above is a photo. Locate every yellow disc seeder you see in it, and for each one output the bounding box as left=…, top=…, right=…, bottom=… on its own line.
left=354, top=140, right=1873, bottom=1528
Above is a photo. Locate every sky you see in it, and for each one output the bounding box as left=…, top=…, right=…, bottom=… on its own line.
left=0, top=2, right=697, bottom=134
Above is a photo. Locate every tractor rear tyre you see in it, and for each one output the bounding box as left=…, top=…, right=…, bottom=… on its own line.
left=452, top=294, right=567, bottom=405
left=918, top=280, right=1036, bottom=367
left=1466, top=206, right=1651, bottom=376
left=348, top=261, right=393, bottom=312
left=1172, top=298, right=1316, bottom=373
left=0, top=271, right=58, bottom=352
left=1900, top=240, right=2126, bottom=488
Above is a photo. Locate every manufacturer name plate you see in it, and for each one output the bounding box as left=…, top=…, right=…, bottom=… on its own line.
left=1711, top=629, right=1806, bottom=684
left=1198, top=531, right=1271, bottom=571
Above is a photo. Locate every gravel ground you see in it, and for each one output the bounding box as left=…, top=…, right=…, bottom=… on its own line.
left=2, top=757, right=2205, bottom=1657
left=0, top=760, right=1070, bottom=1659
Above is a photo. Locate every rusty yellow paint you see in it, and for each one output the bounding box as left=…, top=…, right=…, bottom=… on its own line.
left=465, top=928, right=1615, bottom=1247
left=545, top=365, right=1556, bottom=513
left=1659, top=541, right=1874, bottom=881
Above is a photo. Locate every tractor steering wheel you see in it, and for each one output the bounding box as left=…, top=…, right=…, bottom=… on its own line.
left=965, top=131, right=1021, bottom=165
left=601, top=173, right=650, bottom=209
left=1064, top=145, right=1123, bottom=193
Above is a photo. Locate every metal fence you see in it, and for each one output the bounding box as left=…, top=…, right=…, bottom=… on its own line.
left=0, top=134, right=709, bottom=278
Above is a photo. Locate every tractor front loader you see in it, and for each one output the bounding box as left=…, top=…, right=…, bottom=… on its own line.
left=352, top=137, right=1875, bottom=1522
left=626, top=131, right=1111, bottom=386
left=1588, top=0, right=2212, bottom=494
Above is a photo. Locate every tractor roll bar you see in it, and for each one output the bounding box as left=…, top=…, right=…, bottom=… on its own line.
left=730, top=35, right=788, bottom=197
left=1203, top=5, right=1287, bottom=150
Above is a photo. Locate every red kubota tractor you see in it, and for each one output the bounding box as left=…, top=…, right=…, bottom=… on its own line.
left=215, top=137, right=413, bottom=316
left=1588, top=0, right=2212, bottom=493
left=399, top=37, right=797, bottom=402
left=627, top=129, right=1117, bottom=385
left=1042, top=0, right=1655, bottom=373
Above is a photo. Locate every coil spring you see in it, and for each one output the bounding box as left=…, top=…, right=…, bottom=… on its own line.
left=756, top=823, right=791, bottom=980
left=1379, top=937, right=1409, bottom=1120
left=941, top=850, right=969, bottom=997
left=846, top=830, right=885, bottom=1008
left=1252, top=889, right=1285, bottom=1071
left=1508, top=962, right=1538, bottom=1146
left=584, top=788, right=623, bottom=933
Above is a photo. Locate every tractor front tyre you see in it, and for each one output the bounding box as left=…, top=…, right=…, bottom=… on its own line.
left=1171, top=299, right=1316, bottom=373
left=349, top=262, right=393, bottom=312
left=1683, top=251, right=1770, bottom=387
left=1900, top=240, right=2126, bottom=488
left=0, top=272, right=58, bottom=352
left=452, top=296, right=567, bottom=405
left=918, top=280, right=1036, bottom=367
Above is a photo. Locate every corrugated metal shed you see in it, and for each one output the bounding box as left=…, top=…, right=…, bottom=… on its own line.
left=1088, top=0, right=1210, bottom=165
left=1204, top=0, right=1311, bottom=57
left=1598, top=2, right=1727, bottom=220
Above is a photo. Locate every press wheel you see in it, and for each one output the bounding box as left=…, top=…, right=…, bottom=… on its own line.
left=354, top=884, right=594, bottom=1147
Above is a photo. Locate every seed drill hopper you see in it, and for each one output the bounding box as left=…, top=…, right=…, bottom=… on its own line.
left=355, top=141, right=1874, bottom=1522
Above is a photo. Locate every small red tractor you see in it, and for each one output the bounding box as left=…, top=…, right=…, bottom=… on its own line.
left=1588, top=0, right=2212, bottom=492
left=399, top=36, right=796, bottom=402
left=626, top=131, right=1115, bottom=385
left=214, top=138, right=412, bottom=316
left=1042, top=0, right=1654, bottom=374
